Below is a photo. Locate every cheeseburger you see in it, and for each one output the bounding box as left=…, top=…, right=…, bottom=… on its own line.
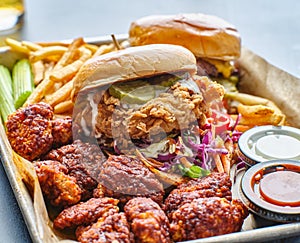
left=71, top=44, right=225, bottom=154
left=129, top=13, right=241, bottom=86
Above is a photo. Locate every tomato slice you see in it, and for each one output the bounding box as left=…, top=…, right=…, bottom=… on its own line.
left=211, top=109, right=233, bottom=134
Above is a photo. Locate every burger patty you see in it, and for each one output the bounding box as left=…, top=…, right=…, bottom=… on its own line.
left=196, top=58, right=219, bottom=77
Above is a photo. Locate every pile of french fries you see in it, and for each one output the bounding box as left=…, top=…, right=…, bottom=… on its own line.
left=224, top=92, right=286, bottom=132
left=5, top=37, right=117, bottom=116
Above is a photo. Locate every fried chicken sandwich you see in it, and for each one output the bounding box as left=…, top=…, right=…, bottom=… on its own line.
left=71, top=43, right=225, bottom=167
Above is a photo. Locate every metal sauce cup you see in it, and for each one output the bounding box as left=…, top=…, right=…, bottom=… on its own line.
left=240, top=160, right=300, bottom=223
left=238, top=125, right=300, bottom=166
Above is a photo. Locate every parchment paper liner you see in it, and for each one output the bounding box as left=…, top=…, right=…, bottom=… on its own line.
left=238, top=48, right=300, bottom=128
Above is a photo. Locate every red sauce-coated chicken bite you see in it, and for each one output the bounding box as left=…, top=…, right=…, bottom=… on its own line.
left=97, top=155, right=164, bottom=206
left=6, top=102, right=54, bottom=161
left=124, top=197, right=171, bottom=243
left=44, top=140, right=105, bottom=200
left=76, top=212, right=132, bottom=243
left=169, top=197, right=248, bottom=241
left=34, top=160, right=82, bottom=207
left=164, top=172, right=232, bottom=217
left=53, top=197, right=119, bottom=230
left=51, top=116, right=73, bottom=148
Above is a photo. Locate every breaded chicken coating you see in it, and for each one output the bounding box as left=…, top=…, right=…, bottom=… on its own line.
left=6, top=102, right=54, bottom=160
left=34, top=160, right=81, bottom=207
left=164, top=172, right=232, bottom=216
left=44, top=140, right=105, bottom=199
left=53, top=197, right=119, bottom=230
left=97, top=155, right=164, bottom=205
left=124, top=197, right=171, bottom=243
left=76, top=212, right=132, bottom=243
left=169, top=197, right=248, bottom=241
left=51, top=117, right=73, bottom=148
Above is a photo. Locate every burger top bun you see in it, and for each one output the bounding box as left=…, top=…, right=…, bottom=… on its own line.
left=72, top=44, right=197, bottom=101
left=129, top=13, right=241, bottom=61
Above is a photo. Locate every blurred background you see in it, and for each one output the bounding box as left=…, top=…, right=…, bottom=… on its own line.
left=0, top=0, right=299, bottom=242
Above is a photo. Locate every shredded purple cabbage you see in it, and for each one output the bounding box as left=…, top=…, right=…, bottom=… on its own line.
left=159, top=156, right=181, bottom=171
left=139, top=109, right=244, bottom=177
left=157, top=153, right=177, bottom=161
left=202, top=130, right=213, bottom=144
left=231, top=113, right=241, bottom=131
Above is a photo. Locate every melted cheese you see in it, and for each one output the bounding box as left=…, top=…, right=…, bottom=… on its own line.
left=204, top=58, right=234, bottom=78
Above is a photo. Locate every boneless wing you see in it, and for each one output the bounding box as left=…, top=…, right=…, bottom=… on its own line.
left=6, top=102, right=54, bottom=161
left=76, top=212, right=132, bottom=243
left=44, top=140, right=105, bottom=199
left=170, top=197, right=248, bottom=241
left=34, top=160, right=82, bottom=207
left=124, top=197, right=171, bottom=243
left=51, top=116, right=73, bottom=148
left=53, top=197, right=119, bottom=230
left=97, top=155, right=164, bottom=206
left=164, top=172, right=232, bottom=216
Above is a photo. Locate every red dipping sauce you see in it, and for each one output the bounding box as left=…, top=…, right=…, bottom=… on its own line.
left=240, top=160, right=300, bottom=222
left=259, top=171, right=300, bottom=207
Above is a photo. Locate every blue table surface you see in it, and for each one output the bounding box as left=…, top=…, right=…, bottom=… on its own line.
left=0, top=0, right=299, bottom=242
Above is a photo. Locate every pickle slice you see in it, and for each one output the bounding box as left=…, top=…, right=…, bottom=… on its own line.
left=151, top=74, right=180, bottom=87
left=109, top=80, right=156, bottom=104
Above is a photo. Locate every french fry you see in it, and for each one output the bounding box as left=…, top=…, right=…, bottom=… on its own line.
left=36, top=41, right=69, bottom=47
left=5, top=38, right=30, bottom=55
left=25, top=58, right=56, bottom=106
left=45, top=80, right=73, bottom=106
left=53, top=37, right=85, bottom=70
left=31, top=61, right=45, bottom=85
left=36, top=62, right=56, bottom=96
left=30, top=46, right=68, bottom=62
left=50, top=59, right=84, bottom=82
left=225, top=92, right=283, bottom=115
left=84, top=43, right=99, bottom=54
left=21, top=41, right=42, bottom=51
left=238, top=104, right=285, bottom=126
left=239, top=113, right=285, bottom=126
left=44, top=62, right=55, bottom=75
left=54, top=100, right=74, bottom=114
left=24, top=77, right=54, bottom=106
left=50, top=47, right=92, bottom=82
left=52, top=82, right=64, bottom=92
left=92, top=43, right=115, bottom=57
left=78, top=46, right=93, bottom=61
left=237, top=104, right=275, bottom=117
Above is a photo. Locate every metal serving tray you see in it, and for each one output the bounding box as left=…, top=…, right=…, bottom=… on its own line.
left=1, top=35, right=300, bottom=243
